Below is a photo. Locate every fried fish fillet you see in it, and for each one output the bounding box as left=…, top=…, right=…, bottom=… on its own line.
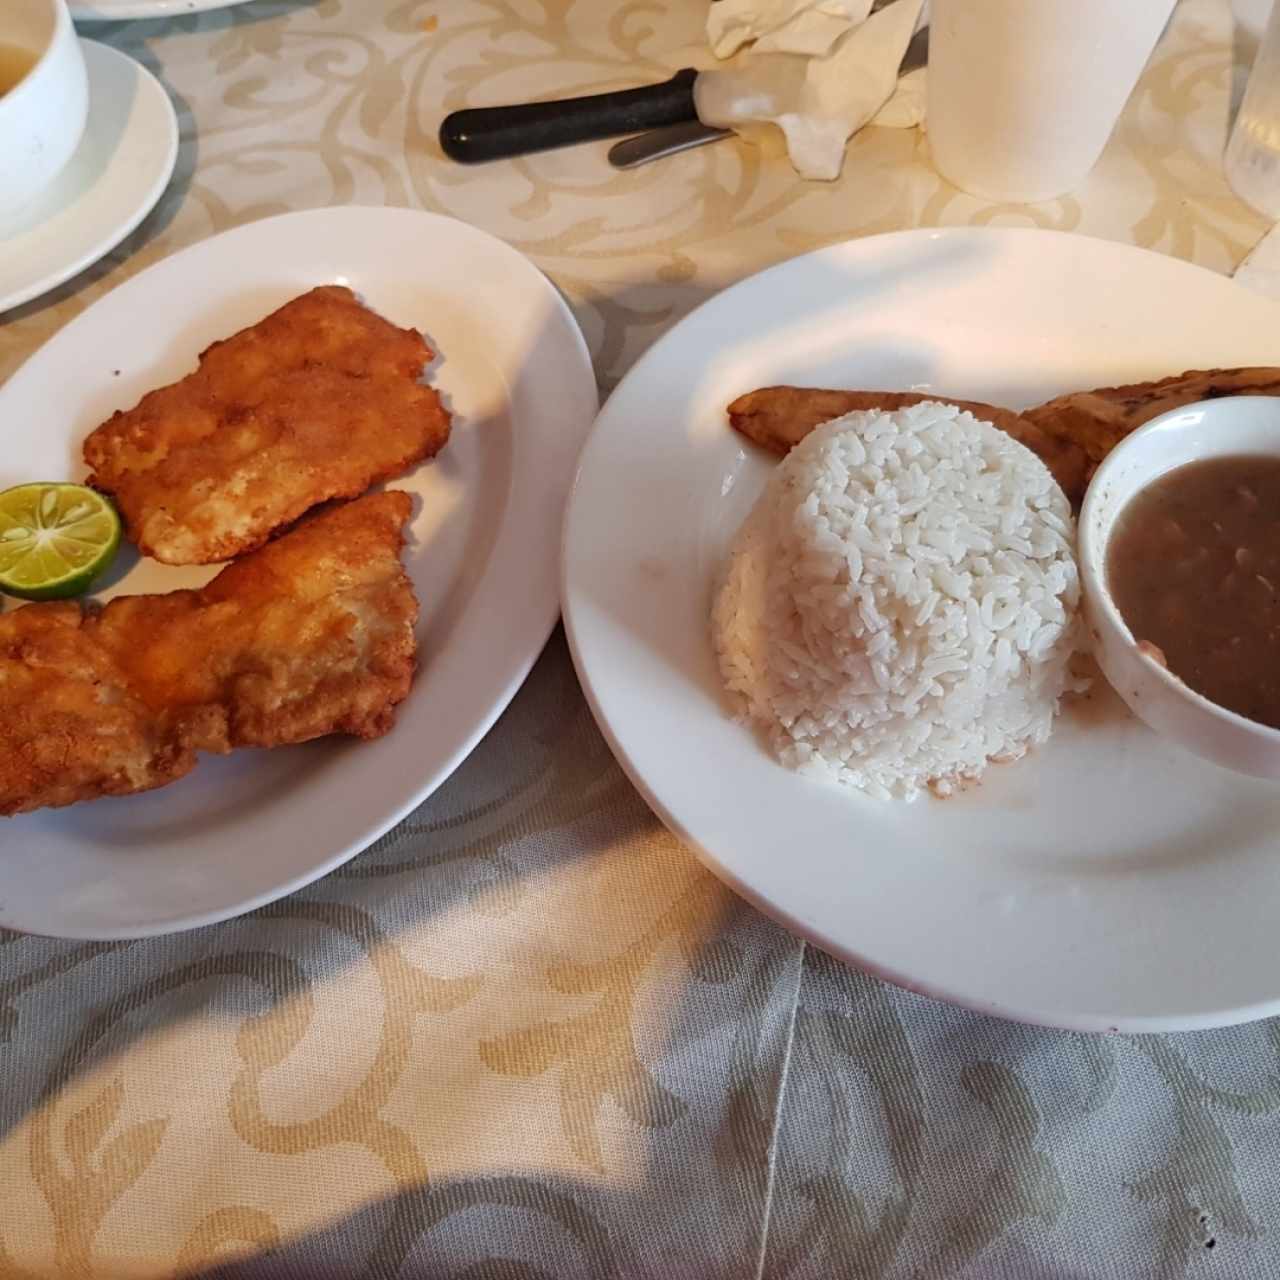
left=1023, top=367, right=1280, bottom=470
left=0, top=603, right=196, bottom=814
left=0, top=491, right=417, bottom=817
left=83, top=286, right=451, bottom=565
left=727, top=367, right=1280, bottom=508
left=727, top=386, right=1091, bottom=505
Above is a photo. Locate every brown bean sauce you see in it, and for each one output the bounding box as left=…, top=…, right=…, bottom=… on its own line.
left=1106, top=455, right=1280, bottom=729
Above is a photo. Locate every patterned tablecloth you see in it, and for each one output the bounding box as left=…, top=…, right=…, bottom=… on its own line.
left=3, top=1, right=1279, bottom=1275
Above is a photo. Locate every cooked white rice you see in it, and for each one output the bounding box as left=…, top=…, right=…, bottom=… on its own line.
left=712, top=401, right=1082, bottom=800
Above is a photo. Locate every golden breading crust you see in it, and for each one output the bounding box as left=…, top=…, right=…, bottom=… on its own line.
left=83, top=286, right=450, bottom=565
left=0, top=492, right=417, bottom=817
left=0, top=603, right=197, bottom=814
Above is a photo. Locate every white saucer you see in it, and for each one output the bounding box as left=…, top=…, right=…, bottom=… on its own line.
left=70, top=0, right=253, bottom=19
left=0, top=41, right=178, bottom=314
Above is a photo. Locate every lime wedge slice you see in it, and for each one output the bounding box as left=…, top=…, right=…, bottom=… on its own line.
left=0, top=483, right=122, bottom=601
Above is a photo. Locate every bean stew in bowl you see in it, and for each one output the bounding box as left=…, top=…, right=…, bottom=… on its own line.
left=1080, top=395, right=1280, bottom=779
left=1105, top=454, right=1280, bottom=730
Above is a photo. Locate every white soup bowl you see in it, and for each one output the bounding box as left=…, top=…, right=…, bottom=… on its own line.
left=0, top=0, right=88, bottom=224
left=1079, top=394, right=1280, bottom=780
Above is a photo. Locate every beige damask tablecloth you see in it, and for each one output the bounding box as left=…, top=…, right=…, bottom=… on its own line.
left=2, top=1, right=1280, bottom=1275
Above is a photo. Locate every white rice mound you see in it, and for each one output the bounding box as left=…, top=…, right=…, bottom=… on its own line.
left=712, top=401, right=1082, bottom=800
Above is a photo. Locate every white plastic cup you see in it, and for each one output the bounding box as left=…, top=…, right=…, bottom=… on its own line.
left=927, top=0, right=1176, bottom=203
left=0, top=0, right=89, bottom=224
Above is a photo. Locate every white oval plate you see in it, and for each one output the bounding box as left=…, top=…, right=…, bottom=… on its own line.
left=0, top=41, right=178, bottom=314
left=71, top=0, right=250, bottom=19
left=563, top=228, right=1280, bottom=1033
left=0, top=206, right=596, bottom=939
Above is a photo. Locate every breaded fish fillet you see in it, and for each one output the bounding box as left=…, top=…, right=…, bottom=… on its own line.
left=83, top=286, right=450, bottom=565
left=0, top=491, right=417, bottom=817
left=0, top=603, right=197, bottom=814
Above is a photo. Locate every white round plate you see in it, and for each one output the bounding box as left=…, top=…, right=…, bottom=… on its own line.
left=0, top=206, right=596, bottom=939
left=70, top=0, right=250, bottom=19
left=563, top=228, right=1280, bottom=1033
left=0, top=41, right=177, bottom=314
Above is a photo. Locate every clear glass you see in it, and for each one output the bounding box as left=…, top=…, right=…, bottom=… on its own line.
left=1227, top=0, right=1280, bottom=219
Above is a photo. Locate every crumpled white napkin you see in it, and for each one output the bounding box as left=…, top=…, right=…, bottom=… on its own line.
left=697, top=0, right=926, bottom=181
left=1234, top=221, right=1280, bottom=299
left=708, top=0, right=874, bottom=58
left=873, top=64, right=925, bottom=128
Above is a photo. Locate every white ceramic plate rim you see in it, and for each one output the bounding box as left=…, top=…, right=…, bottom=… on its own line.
left=0, top=41, right=178, bottom=314
left=1, top=206, right=596, bottom=939
left=70, top=0, right=250, bottom=20
left=563, top=226, right=1280, bottom=1033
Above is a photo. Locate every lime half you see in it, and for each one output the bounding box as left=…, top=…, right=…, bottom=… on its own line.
left=0, top=483, right=122, bottom=601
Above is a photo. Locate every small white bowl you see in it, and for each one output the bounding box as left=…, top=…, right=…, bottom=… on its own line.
left=1079, top=394, right=1280, bottom=779
left=0, top=0, right=89, bottom=225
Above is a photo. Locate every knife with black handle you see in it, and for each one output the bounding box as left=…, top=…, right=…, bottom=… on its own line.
left=439, top=69, right=700, bottom=164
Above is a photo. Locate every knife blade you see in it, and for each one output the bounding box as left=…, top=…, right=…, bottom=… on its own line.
left=439, top=69, right=701, bottom=164
left=607, top=121, right=731, bottom=169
